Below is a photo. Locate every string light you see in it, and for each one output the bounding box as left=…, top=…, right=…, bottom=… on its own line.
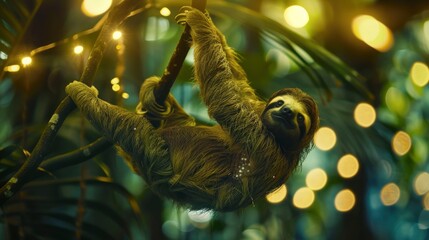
left=122, top=92, right=129, bottom=99
left=354, top=102, right=376, bottom=128
left=74, top=45, right=84, bottom=55
left=112, top=31, right=122, bottom=40
left=81, top=0, right=112, bottom=17
left=3, top=65, right=20, bottom=72
left=21, top=56, right=32, bottom=67
left=112, top=84, right=120, bottom=92
left=352, top=15, right=394, bottom=52
left=111, top=77, right=120, bottom=85
left=160, top=7, right=171, bottom=17
left=392, top=131, right=412, bottom=156
left=334, top=189, right=356, bottom=212
left=410, top=62, right=429, bottom=87
left=414, top=172, right=429, bottom=195
left=293, top=187, right=315, bottom=209
left=380, top=183, right=400, bottom=206
left=266, top=184, right=287, bottom=204
left=337, top=154, right=359, bottom=179
left=284, top=5, right=309, bottom=28
left=305, top=168, right=328, bottom=191
left=314, top=127, right=337, bottom=151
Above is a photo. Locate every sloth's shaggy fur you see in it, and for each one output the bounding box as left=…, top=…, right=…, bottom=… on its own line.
left=66, top=8, right=319, bottom=211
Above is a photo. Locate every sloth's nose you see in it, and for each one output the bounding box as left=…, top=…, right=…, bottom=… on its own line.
left=281, top=107, right=294, bottom=118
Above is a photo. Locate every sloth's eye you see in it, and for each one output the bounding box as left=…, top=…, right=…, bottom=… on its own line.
left=297, top=114, right=305, bottom=123
left=275, top=100, right=284, bottom=107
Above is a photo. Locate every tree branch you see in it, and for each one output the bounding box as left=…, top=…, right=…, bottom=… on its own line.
left=40, top=138, right=112, bottom=173
left=0, top=0, right=141, bottom=205
left=153, top=0, right=207, bottom=105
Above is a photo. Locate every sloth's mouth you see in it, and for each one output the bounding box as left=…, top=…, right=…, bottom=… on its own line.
left=272, top=113, right=295, bottom=129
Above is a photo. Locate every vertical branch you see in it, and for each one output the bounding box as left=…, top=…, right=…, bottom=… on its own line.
left=153, top=0, right=207, bottom=105
left=0, top=0, right=140, bottom=205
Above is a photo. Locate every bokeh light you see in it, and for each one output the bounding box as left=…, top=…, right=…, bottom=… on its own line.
left=160, top=7, right=171, bottom=17
left=81, top=0, right=112, bottom=17
left=284, top=5, right=309, bottom=28
left=188, top=210, right=213, bottom=229
left=306, top=168, right=328, bottom=191
left=122, top=92, right=129, bottom=99
left=111, top=77, right=120, bottom=85
left=352, top=15, right=394, bottom=52
left=293, top=187, right=315, bottom=209
left=380, top=183, right=400, bottom=206
left=334, top=189, right=356, bottom=212
left=410, top=62, right=429, bottom=87
left=354, top=102, right=376, bottom=127
left=112, top=31, right=122, bottom=40
left=21, top=56, right=32, bottom=66
left=3, top=65, right=20, bottom=72
left=314, top=127, right=337, bottom=151
left=414, top=172, right=429, bottom=195
left=392, top=131, right=412, bottom=156
left=266, top=184, right=287, bottom=204
left=384, top=87, right=409, bottom=115
left=337, top=154, right=360, bottom=179
left=112, top=84, right=120, bottom=92
left=73, top=45, right=84, bottom=55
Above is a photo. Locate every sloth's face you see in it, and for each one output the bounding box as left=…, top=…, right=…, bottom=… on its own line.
left=262, top=94, right=311, bottom=150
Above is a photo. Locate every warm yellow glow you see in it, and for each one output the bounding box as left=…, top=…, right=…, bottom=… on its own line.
left=392, top=131, right=412, bottom=156
left=414, top=172, right=429, bottom=195
left=337, top=154, right=360, bottom=179
left=122, top=92, right=129, bottom=99
left=81, top=0, right=112, bottom=17
left=111, top=77, right=120, bottom=85
left=74, top=45, right=84, bottom=55
left=266, top=184, right=287, bottom=204
left=335, top=189, right=356, bottom=212
left=314, top=127, right=337, bottom=151
left=410, top=62, right=429, bottom=87
left=380, top=183, right=400, bottom=206
left=112, top=84, right=120, bottom=92
left=424, top=193, right=429, bottom=210
left=352, top=15, right=394, bottom=52
left=284, top=5, right=309, bottom=28
left=354, top=102, right=376, bottom=128
left=112, top=31, right=122, bottom=40
left=4, top=64, right=20, bottom=72
left=306, top=168, right=328, bottom=191
left=21, top=56, right=32, bottom=66
left=293, top=187, right=315, bottom=209
left=160, top=7, right=171, bottom=17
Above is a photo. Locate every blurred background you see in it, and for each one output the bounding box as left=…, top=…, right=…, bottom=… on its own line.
left=0, top=0, right=428, bottom=239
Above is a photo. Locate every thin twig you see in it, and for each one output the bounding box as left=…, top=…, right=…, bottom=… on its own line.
left=0, top=0, right=140, bottom=205
left=40, top=138, right=112, bottom=172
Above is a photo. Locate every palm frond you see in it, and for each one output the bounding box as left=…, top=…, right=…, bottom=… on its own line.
left=3, top=177, right=145, bottom=239
left=208, top=1, right=372, bottom=99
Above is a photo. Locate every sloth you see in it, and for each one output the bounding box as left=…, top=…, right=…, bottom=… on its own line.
left=65, top=7, right=319, bottom=211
